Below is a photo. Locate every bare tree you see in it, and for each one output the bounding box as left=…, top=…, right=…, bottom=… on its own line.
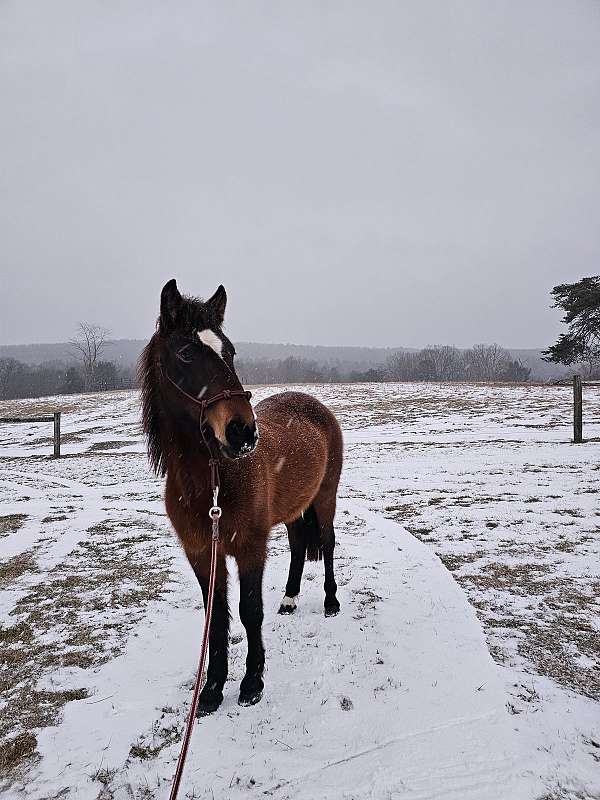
left=422, top=345, right=464, bottom=381
left=386, top=351, right=421, bottom=381
left=464, top=343, right=511, bottom=381
left=70, top=323, right=110, bottom=391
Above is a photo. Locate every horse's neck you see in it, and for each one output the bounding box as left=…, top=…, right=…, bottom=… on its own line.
left=168, top=433, right=235, bottom=506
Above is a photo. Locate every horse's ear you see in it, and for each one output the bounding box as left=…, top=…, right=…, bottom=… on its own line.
left=160, top=279, right=182, bottom=331
left=206, top=285, right=227, bottom=326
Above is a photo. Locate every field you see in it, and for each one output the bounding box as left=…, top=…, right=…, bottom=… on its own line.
left=0, top=383, right=599, bottom=800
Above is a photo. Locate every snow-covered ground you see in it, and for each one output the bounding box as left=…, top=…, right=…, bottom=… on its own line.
left=0, top=383, right=598, bottom=799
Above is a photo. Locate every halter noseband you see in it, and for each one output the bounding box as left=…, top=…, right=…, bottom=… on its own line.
left=164, top=370, right=252, bottom=416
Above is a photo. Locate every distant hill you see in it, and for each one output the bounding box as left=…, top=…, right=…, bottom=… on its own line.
left=0, top=339, right=405, bottom=369
left=0, top=339, right=568, bottom=381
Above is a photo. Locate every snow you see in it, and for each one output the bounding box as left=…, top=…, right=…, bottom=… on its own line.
left=0, top=383, right=598, bottom=799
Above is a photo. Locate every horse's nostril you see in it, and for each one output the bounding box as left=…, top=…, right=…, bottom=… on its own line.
left=225, top=419, right=258, bottom=454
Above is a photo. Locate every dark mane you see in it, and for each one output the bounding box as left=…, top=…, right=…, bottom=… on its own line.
left=139, top=333, right=167, bottom=477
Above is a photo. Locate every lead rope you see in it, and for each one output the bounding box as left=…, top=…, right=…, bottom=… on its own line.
left=168, top=412, right=222, bottom=800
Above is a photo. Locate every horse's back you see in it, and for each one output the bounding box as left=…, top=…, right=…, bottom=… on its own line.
left=254, top=391, right=343, bottom=525
left=256, top=390, right=338, bottom=432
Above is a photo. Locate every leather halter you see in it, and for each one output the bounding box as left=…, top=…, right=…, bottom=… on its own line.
left=164, top=370, right=251, bottom=416
left=163, top=367, right=253, bottom=492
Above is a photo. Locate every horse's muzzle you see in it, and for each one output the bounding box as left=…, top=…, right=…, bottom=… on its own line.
left=222, top=418, right=259, bottom=458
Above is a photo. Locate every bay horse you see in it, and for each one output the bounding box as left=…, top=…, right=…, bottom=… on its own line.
left=140, top=279, right=343, bottom=714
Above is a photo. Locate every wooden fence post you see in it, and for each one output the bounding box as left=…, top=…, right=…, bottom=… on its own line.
left=53, top=411, right=61, bottom=457
left=573, top=375, right=583, bottom=444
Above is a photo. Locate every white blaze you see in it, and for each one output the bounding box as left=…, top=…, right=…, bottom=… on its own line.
left=197, top=328, right=223, bottom=358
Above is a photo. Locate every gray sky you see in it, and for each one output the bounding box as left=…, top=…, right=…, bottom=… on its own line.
left=1, top=1, right=599, bottom=348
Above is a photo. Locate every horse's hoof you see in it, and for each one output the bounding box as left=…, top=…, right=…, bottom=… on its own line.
left=238, top=688, right=263, bottom=707
left=278, top=604, right=296, bottom=615
left=238, top=674, right=264, bottom=707
left=324, top=601, right=340, bottom=617
left=196, top=685, right=223, bottom=716
left=278, top=595, right=297, bottom=614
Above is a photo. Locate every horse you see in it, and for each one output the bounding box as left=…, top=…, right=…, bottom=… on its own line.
left=139, top=279, right=343, bottom=714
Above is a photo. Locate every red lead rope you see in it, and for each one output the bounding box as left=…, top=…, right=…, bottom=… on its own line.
left=168, top=506, right=221, bottom=800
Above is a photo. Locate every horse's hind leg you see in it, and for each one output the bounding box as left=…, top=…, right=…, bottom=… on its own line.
left=237, top=551, right=266, bottom=707
left=313, top=493, right=341, bottom=617
left=320, top=523, right=340, bottom=616
left=278, top=518, right=307, bottom=614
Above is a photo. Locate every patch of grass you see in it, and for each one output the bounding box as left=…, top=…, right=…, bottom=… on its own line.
left=0, top=621, right=34, bottom=646
left=0, top=514, right=28, bottom=537
left=439, top=552, right=486, bottom=571
left=87, top=440, right=130, bottom=452
left=457, top=564, right=600, bottom=700
left=128, top=718, right=181, bottom=762
left=0, top=733, right=38, bottom=775
left=90, top=764, right=118, bottom=798
left=461, top=562, right=553, bottom=595
left=0, top=552, right=38, bottom=582
left=384, top=504, right=417, bottom=522
left=538, top=789, right=599, bottom=800
left=553, top=508, right=584, bottom=518
left=406, top=525, right=434, bottom=536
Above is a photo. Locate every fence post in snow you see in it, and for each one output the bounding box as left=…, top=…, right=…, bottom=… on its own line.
left=53, top=412, right=61, bottom=458
left=573, top=375, right=583, bottom=444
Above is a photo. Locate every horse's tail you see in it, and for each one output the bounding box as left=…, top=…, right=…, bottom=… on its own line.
left=303, top=504, right=323, bottom=562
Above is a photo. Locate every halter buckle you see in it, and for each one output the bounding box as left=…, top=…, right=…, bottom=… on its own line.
left=209, top=505, right=222, bottom=520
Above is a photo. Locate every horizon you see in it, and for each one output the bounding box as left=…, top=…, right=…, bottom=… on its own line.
left=0, top=335, right=551, bottom=353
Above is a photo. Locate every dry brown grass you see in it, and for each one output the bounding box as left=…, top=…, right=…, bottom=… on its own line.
left=0, top=551, right=39, bottom=582
left=0, top=514, right=28, bottom=537
left=0, top=733, right=38, bottom=776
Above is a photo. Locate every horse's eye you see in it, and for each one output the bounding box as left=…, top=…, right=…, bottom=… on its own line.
left=176, top=345, right=193, bottom=364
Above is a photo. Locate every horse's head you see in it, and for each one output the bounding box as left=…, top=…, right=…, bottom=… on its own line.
left=156, top=278, right=258, bottom=459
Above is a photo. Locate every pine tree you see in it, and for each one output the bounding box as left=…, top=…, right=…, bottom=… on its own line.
left=543, top=277, right=600, bottom=376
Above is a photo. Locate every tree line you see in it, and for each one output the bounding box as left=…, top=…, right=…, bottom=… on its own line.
left=0, top=343, right=532, bottom=400
left=239, top=344, right=530, bottom=384
left=0, top=358, right=136, bottom=400
left=7, top=270, right=600, bottom=402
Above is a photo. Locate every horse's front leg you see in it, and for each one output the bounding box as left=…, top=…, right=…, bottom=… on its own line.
left=237, top=554, right=266, bottom=707
left=191, top=554, right=229, bottom=715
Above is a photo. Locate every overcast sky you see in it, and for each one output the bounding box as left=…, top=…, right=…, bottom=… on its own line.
left=1, top=2, right=599, bottom=349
